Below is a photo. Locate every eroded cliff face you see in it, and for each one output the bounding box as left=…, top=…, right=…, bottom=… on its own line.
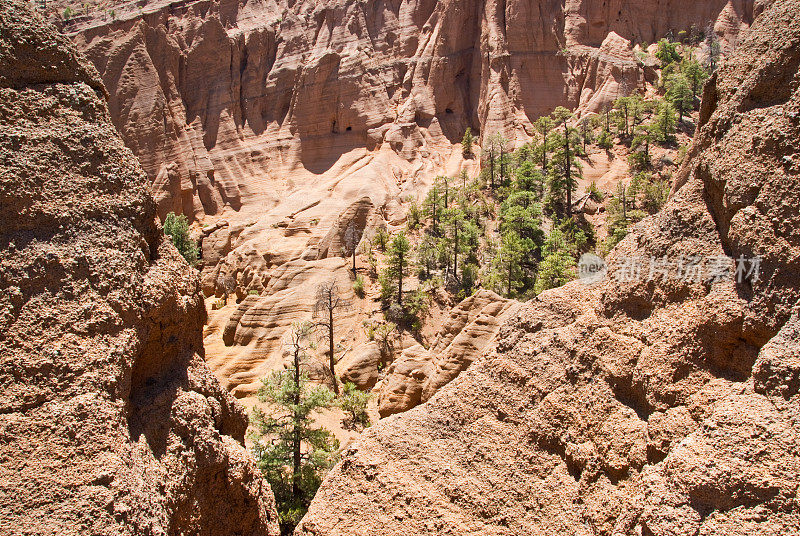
left=61, top=0, right=755, bottom=400
left=297, top=1, right=800, bottom=534
left=68, top=0, right=754, bottom=222
left=0, top=1, right=278, bottom=533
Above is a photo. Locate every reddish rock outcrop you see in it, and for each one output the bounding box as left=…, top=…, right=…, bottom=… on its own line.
left=0, top=2, right=278, bottom=534
left=297, top=1, right=800, bottom=534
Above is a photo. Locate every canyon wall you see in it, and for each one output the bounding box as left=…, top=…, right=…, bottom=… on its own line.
left=0, top=1, right=278, bottom=533
left=68, top=0, right=755, bottom=222
left=297, top=0, right=800, bottom=533
left=63, top=0, right=755, bottom=399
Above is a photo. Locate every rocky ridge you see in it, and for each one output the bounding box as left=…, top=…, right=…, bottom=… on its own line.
left=0, top=1, right=278, bottom=534
left=297, top=1, right=800, bottom=534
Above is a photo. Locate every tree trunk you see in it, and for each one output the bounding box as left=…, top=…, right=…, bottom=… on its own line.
left=508, top=259, right=513, bottom=297
left=541, top=138, right=548, bottom=176
left=624, top=106, right=629, bottom=136
left=397, top=249, right=403, bottom=305
left=622, top=188, right=627, bottom=221
left=329, top=306, right=338, bottom=394
left=489, top=147, right=495, bottom=189
left=432, top=193, right=438, bottom=235
left=453, top=221, right=458, bottom=282
left=564, top=121, right=572, bottom=214
left=292, top=347, right=301, bottom=501
left=499, top=148, right=505, bottom=185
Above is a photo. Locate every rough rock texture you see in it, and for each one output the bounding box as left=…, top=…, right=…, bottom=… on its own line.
left=378, top=289, right=520, bottom=417
left=61, top=0, right=755, bottom=397
left=297, top=2, right=800, bottom=534
left=0, top=2, right=278, bottom=534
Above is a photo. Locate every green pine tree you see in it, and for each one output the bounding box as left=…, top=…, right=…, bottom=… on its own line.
left=655, top=38, right=680, bottom=65
left=547, top=129, right=582, bottom=216
left=385, top=232, right=411, bottom=305
left=423, top=179, right=444, bottom=235
left=534, top=228, right=576, bottom=295
left=461, top=127, right=474, bottom=158
left=534, top=116, right=555, bottom=174
left=666, top=72, right=694, bottom=121
left=490, top=231, right=526, bottom=297
left=653, top=99, right=677, bottom=143
left=442, top=206, right=466, bottom=283
left=251, top=322, right=338, bottom=535
left=681, top=56, right=708, bottom=101
left=514, top=160, right=545, bottom=196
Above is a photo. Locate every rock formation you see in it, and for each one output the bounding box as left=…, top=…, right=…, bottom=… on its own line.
left=60, top=0, right=756, bottom=402
left=66, top=0, right=755, bottom=221
left=0, top=1, right=278, bottom=534
left=297, top=1, right=800, bottom=534
left=378, top=289, right=520, bottom=417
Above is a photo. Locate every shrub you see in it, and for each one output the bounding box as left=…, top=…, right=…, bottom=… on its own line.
left=406, top=200, right=423, bottom=231
left=597, top=129, right=614, bottom=149
left=374, top=228, right=389, bottom=251
left=643, top=178, right=670, bottom=214
left=353, top=275, right=365, bottom=298
left=586, top=181, right=605, bottom=202
left=628, top=148, right=650, bottom=172
left=378, top=271, right=394, bottom=302
left=337, top=382, right=371, bottom=430
left=362, top=321, right=397, bottom=366
left=406, top=288, right=431, bottom=326
left=163, top=212, right=198, bottom=265
left=384, top=303, right=405, bottom=323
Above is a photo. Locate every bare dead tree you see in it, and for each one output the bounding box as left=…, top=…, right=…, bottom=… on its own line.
left=313, top=280, right=350, bottom=394
left=220, top=273, right=236, bottom=303
left=344, top=221, right=363, bottom=273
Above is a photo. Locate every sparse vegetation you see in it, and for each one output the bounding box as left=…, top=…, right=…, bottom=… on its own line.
left=163, top=212, right=198, bottom=265
left=337, top=382, right=371, bottom=430
left=353, top=274, right=365, bottom=297
left=586, top=181, right=605, bottom=202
